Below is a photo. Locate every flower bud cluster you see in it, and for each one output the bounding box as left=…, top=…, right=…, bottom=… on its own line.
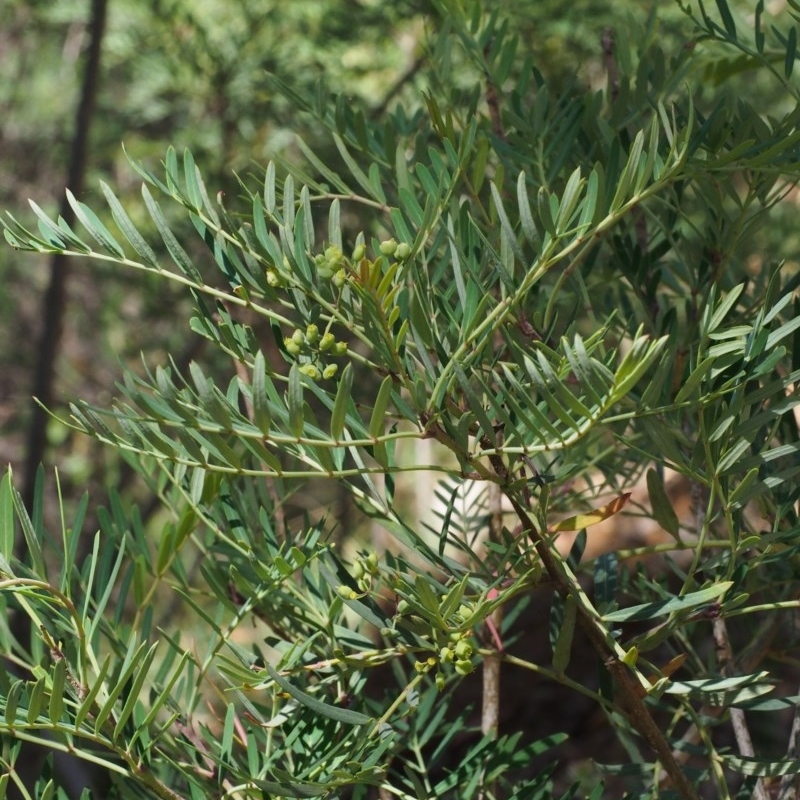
left=351, top=551, right=380, bottom=593
left=267, top=237, right=412, bottom=293
left=394, top=593, right=477, bottom=689
left=337, top=551, right=381, bottom=602
left=282, top=322, right=348, bottom=381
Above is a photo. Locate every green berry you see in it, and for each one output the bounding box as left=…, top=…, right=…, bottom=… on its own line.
left=266, top=269, right=284, bottom=287
left=456, top=604, right=473, bottom=623
left=395, top=242, right=411, bottom=261
left=455, top=659, right=474, bottom=676
left=324, top=245, right=343, bottom=263
left=454, top=639, right=473, bottom=660
left=379, top=239, right=398, bottom=256
left=319, top=332, right=336, bottom=351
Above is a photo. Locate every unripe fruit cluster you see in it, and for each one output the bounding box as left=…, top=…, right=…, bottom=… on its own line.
left=351, top=551, right=380, bottom=593
left=267, top=237, right=411, bottom=292
left=394, top=594, right=477, bottom=687
left=283, top=323, right=348, bottom=381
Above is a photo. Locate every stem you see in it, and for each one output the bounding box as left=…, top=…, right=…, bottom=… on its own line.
left=21, top=0, right=108, bottom=518
left=478, top=479, right=504, bottom=800
left=713, top=616, right=769, bottom=800
left=492, top=469, right=700, bottom=800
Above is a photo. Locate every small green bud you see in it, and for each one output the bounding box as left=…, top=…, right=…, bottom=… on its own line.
left=322, top=364, right=339, bottom=380
left=455, top=659, right=474, bottom=676
left=456, top=604, right=473, bottom=623
left=333, top=341, right=348, bottom=356
left=379, top=238, right=398, bottom=256
left=319, top=332, right=336, bottom=351
left=396, top=599, right=410, bottom=615
left=337, top=585, right=358, bottom=600
left=266, top=269, right=284, bottom=287
left=395, top=242, right=411, bottom=261
left=352, top=242, right=366, bottom=261
left=324, top=245, right=343, bottom=263
left=314, top=253, right=326, bottom=266
left=299, top=364, right=320, bottom=380
left=435, top=671, right=446, bottom=691
left=305, top=324, right=319, bottom=343
left=316, top=263, right=334, bottom=280
left=332, top=269, right=348, bottom=288
left=439, top=647, right=454, bottom=664
left=365, top=551, right=379, bottom=572
left=283, top=255, right=293, bottom=272
left=291, top=329, right=306, bottom=346
left=353, top=560, right=366, bottom=580
left=284, top=338, right=301, bottom=355
left=454, top=639, right=473, bottom=660
left=414, top=660, right=426, bottom=674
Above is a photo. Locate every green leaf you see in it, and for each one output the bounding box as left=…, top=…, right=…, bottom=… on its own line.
left=715, top=0, right=737, bottom=37
left=603, top=582, right=733, bottom=622
left=221, top=702, right=236, bottom=763
left=551, top=594, right=577, bottom=674
left=665, top=674, right=770, bottom=697
left=5, top=680, right=23, bottom=725
left=646, top=469, right=680, bottom=539
left=516, top=172, right=538, bottom=244
left=706, top=283, right=745, bottom=333
left=288, top=364, right=304, bottom=438
left=786, top=25, right=797, bottom=79
left=75, top=655, right=112, bottom=730
left=100, top=181, right=159, bottom=269
left=369, top=376, right=393, bottom=439
left=94, top=640, right=150, bottom=735
left=141, top=184, right=202, bottom=281
left=27, top=676, right=46, bottom=724
left=265, top=664, right=371, bottom=725
left=113, top=642, right=158, bottom=741
left=0, top=470, right=13, bottom=561
left=674, top=356, right=715, bottom=403
left=331, top=362, right=354, bottom=442
left=66, top=189, right=125, bottom=257
left=252, top=351, right=272, bottom=434
left=725, top=755, right=800, bottom=778
left=48, top=658, right=67, bottom=723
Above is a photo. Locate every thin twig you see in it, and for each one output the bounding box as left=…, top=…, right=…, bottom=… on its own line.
left=478, top=478, right=504, bottom=800
left=713, top=616, right=769, bottom=800
left=779, top=680, right=800, bottom=800
left=477, top=450, right=700, bottom=800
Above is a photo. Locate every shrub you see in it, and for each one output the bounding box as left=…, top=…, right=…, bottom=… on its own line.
left=3, top=2, right=800, bottom=798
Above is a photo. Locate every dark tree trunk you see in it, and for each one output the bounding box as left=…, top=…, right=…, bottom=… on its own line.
left=11, top=2, right=110, bottom=798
